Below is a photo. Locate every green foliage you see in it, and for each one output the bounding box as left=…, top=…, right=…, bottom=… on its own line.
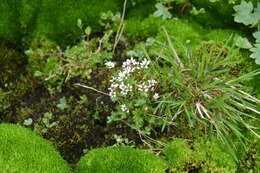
left=0, top=123, right=71, bottom=173
left=190, top=0, right=234, bottom=28
left=190, top=0, right=258, bottom=28
left=153, top=3, right=172, bottom=19
left=107, top=57, right=160, bottom=134
left=233, top=1, right=260, bottom=65
left=75, top=146, right=167, bottom=173
left=235, top=36, right=253, bottom=49
left=108, top=33, right=260, bottom=149
left=250, top=44, right=260, bottom=64
left=233, top=1, right=260, bottom=26
left=250, top=30, right=260, bottom=64
left=151, top=38, right=260, bottom=145
left=164, top=138, right=237, bottom=172
left=57, top=97, right=70, bottom=110
left=31, top=112, right=60, bottom=134
left=26, top=29, right=113, bottom=93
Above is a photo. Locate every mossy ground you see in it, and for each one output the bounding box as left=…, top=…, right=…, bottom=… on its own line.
left=0, top=2, right=260, bottom=171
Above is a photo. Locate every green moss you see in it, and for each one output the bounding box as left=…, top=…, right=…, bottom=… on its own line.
left=126, top=0, right=156, bottom=19
left=142, top=19, right=204, bottom=57
left=0, top=123, right=71, bottom=173
left=164, top=138, right=237, bottom=172
left=164, top=139, right=192, bottom=170
left=204, top=29, right=240, bottom=43
left=0, top=0, right=122, bottom=45
left=75, top=146, right=167, bottom=173
left=125, top=16, right=164, bottom=40
left=0, top=0, right=21, bottom=43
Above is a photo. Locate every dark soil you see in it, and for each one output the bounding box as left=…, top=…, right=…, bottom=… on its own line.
left=1, top=65, right=142, bottom=164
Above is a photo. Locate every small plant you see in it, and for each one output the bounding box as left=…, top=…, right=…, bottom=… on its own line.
left=33, top=112, right=60, bottom=134
left=57, top=97, right=70, bottom=110
left=107, top=28, right=260, bottom=155
left=153, top=3, right=173, bottom=20
left=113, top=135, right=136, bottom=147
left=107, top=57, right=161, bottom=134
left=25, top=23, right=114, bottom=94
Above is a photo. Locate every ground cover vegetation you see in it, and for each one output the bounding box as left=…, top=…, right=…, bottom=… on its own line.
left=0, top=0, right=260, bottom=172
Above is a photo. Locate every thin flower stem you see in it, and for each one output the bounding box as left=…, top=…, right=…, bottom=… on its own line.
left=113, top=0, right=127, bottom=53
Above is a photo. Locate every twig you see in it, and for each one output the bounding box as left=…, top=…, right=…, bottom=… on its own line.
left=74, top=83, right=110, bottom=96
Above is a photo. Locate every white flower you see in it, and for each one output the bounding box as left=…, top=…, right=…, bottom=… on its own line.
left=153, top=93, right=160, bottom=100
left=108, top=58, right=156, bottom=100
left=140, top=58, right=150, bottom=69
left=148, top=79, right=157, bottom=86
left=105, top=61, right=116, bottom=68
left=121, top=104, right=129, bottom=113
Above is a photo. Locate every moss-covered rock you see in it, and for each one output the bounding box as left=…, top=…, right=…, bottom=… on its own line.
left=164, top=138, right=237, bottom=173
left=75, top=146, right=167, bottom=173
left=0, top=123, right=71, bottom=173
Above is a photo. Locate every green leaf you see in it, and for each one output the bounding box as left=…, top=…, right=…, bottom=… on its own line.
left=254, top=3, right=260, bottom=21
left=84, top=26, right=92, bottom=36
left=107, top=112, right=125, bottom=123
left=153, top=3, right=172, bottom=20
left=44, top=112, right=53, bottom=119
left=134, top=99, right=147, bottom=107
left=57, top=97, right=70, bottom=110
left=77, top=18, right=82, bottom=29
left=253, top=31, right=260, bottom=43
left=34, top=71, right=43, bottom=77
left=250, top=44, right=260, bottom=64
left=23, top=118, right=33, bottom=126
left=233, top=1, right=259, bottom=26
left=235, top=36, right=253, bottom=49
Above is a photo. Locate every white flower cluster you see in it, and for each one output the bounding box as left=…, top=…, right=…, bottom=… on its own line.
left=108, top=58, right=159, bottom=100
left=153, top=93, right=160, bottom=100
left=105, top=61, right=116, bottom=68
left=121, top=104, right=129, bottom=113
left=137, top=79, right=158, bottom=92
